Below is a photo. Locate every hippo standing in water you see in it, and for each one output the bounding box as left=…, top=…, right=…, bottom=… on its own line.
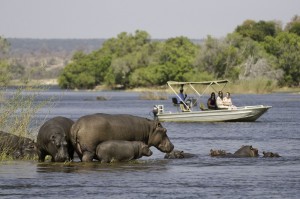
left=96, top=140, right=153, bottom=163
left=0, top=131, right=38, bottom=159
left=210, top=145, right=259, bottom=157
left=37, top=116, right=74, bottom=162
left=71, top=113, right=174, bottom=162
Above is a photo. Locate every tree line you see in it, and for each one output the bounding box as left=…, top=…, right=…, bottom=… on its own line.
left=1, top=15, right=300, bottom=89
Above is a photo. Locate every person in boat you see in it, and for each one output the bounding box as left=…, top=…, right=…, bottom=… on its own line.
left=216, top=91, right=229, bottom=109
left=223, top=92, right=233, bottom=106
left=177, top=88, right=187, bottom=104
left=207, top=92, right=217, bottom=110
left=177, top=88, right=189, bottom=111
left=223, top=92, right=237, bottom=109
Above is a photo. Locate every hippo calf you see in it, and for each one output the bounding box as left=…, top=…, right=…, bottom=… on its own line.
left=164, top=150, right=196, bottom=159
left=0, top=131, right=38, bottom=159
left=96, top=140, right=153, bottom=163
left=37, top=116, right=74, bottom=162
left=210, top=145, right=259, bottom=158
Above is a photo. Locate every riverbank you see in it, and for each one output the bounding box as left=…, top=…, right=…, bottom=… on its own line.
left=7, top=79, right=300, bottom=94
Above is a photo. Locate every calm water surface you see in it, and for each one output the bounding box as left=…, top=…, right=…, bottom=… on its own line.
left=0, top=89, right=299, bottom=198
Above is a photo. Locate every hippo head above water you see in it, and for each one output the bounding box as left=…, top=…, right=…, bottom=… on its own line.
left=234, top=145, right=259, bottom=157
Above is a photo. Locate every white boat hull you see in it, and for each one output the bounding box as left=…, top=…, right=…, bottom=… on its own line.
left=156, top=105, right=271, bottom=122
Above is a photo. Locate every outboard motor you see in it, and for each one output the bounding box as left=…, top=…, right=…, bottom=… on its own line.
left=152, top=105, right=158, bottom=117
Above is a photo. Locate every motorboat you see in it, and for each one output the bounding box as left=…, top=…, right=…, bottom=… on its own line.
left=152, top=80, right=272, bottom=122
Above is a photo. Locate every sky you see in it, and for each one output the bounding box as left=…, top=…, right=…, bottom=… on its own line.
left=1, top=0, right=299, bottom=39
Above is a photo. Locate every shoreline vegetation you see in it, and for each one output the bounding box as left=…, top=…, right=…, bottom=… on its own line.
left=8, top=78, right=300, bottom=95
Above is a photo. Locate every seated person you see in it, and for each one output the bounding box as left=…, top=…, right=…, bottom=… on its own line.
left=178, top=88, right=189, bottom=111
left=216, top=91, right=229, bottom=109
left=177, top=88, right=187, bottom=104
left=223, top=92, right=236, bottom=109
left=223, top=92, right=233, bottom=106
left=207, top=92, right=217, bottom=110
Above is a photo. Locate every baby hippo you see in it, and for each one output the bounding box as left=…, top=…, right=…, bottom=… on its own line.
left=96, top=140, right=153, bottom=163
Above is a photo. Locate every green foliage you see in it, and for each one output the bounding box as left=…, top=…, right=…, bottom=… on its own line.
left=0, top=36, right=12, bottom=86
left=58, top=17, right=299, bottom=89
left=263, top=32, right=300, bottom=86
left=235, top=20, right=279, bottom=42
left=285, top=15, right=300, bottom=36
left=58, top=51, right=111, bottom=89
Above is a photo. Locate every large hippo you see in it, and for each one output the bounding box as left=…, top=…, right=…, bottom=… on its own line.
left=0, top=131, right=38, bottom=159
left=37, top=116, right=74, bottom=162
left=210, top=145, right=259, bottom=157
left=71, top=113, right=174, bottom=162
left=96, top=140, right=153, bottom=163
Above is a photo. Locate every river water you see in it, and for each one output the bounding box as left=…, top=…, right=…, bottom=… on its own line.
left=0, top=89, right=299, bottom=199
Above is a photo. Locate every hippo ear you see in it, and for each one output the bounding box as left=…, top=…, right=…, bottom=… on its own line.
left=250, top=145, right=253, bottom=150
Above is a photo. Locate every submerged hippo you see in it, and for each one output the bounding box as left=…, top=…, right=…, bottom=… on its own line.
left=164, top=149, right=196, bottom=159
left=96, top=140, right=153, bottom=163
left=263, top=151, right=281, bottom=158
left=210, top=145, right=259, bottom=158
left=71, top=113, right=174, bottom=162
left=37, top=116, right=74, bottom=162
left=0, top=131, right=38, bottom=159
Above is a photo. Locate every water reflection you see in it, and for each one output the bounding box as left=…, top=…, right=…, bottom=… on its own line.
left=36, top=159, right=170, bottom=174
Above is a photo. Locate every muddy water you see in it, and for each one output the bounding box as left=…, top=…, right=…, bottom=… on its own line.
left=0, top=90, right=299, bottom=198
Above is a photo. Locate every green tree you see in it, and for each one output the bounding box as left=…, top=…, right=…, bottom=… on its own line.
left=285, top=15, right=300, bottom=36
left=263, top=32, right=300, bottom=86
left=235, top=20, right=279, bottom=42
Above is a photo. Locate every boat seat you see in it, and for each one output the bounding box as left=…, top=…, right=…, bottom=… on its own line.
left=200, top=103, right=208, bottom=111
left=180, top=104, right=191, bottom=112
left=172, top=97, right=179, bottom=106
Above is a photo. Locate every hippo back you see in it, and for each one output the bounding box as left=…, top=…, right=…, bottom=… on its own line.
left=234, top=145, right=258, bottom=157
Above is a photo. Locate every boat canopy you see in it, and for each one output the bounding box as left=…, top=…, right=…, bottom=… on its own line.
left=167, top=79, right=229, bottom=86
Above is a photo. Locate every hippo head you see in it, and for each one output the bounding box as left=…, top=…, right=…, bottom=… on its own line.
left=263, top=151, right=281, bottom=158
left=49, top=133, right=70, bottom=162
left=164, top=150, right=184, bottom=159
left=20, top=139, right=38, bottom=159
left=210, top=149, right=228, bottom=157
left=234, top=145, right=259, bottom=157
left=140, top=143, right=153, bottom=157
left=148, top=122, right=174, bottom=153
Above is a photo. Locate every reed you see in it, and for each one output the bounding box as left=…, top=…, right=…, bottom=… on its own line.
left=0, top=85, right=52, bottom=161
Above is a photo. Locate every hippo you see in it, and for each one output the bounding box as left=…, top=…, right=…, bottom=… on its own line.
left=96, top=140, right=153, bottom=163
left=234, top=145, right=259, bottom=157
left=37, top=116, right=74, bottom=162
left=164, top=150, right=196, bottom=159
left=210, top=145, right=259, bottom=158
left=0, top=131, right=38, bottom=159
left=210, top=149, right=230, bottom=157
left=71, top=113, right=174, bottom=162
left=263, top=151, right=281, bottom=158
